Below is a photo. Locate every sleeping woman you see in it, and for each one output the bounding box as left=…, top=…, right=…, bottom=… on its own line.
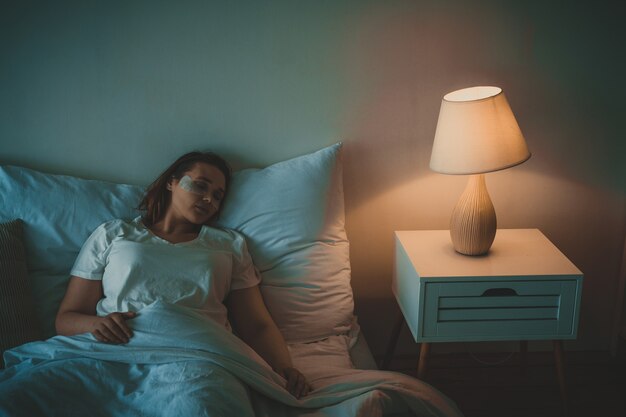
left=54, top=151, right=310, bottom=397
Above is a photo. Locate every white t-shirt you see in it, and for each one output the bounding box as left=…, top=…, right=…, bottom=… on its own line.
left=70, top=217, right=260, bottom=329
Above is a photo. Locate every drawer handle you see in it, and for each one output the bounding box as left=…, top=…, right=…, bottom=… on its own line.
left=481, top=288, right=518, bottom=297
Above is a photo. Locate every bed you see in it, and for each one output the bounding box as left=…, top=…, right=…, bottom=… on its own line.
left=0, top=143, right=463, bottom=416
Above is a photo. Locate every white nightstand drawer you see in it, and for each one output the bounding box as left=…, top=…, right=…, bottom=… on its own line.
left=422, top=279, right=580, bottom=341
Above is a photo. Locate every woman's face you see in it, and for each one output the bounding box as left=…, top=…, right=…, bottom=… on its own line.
left=167, top=162, right=227, bottom=225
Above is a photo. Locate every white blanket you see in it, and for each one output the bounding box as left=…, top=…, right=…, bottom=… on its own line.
left=0, top=301, right=463, bottom=417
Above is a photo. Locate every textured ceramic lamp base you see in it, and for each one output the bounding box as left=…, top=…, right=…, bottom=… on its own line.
left=449, top=174, right=497, bottom=256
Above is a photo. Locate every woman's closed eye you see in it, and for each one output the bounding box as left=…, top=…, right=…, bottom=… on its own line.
left=190, top=180, right=210, bottom=194
left=194, top=182, right=224, bottom=201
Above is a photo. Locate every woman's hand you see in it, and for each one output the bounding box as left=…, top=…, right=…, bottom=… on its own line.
left=227, top=286, right=311, bottom=398
left=91, top=312, right=136, bottom=344
left=279, top=367, right=311, bottom=399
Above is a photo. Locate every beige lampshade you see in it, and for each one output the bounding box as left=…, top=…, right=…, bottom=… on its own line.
left=430, top=86, right=530, bottom=174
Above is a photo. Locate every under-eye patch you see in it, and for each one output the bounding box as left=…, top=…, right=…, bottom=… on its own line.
left=178, top=175, right=207, bottom=195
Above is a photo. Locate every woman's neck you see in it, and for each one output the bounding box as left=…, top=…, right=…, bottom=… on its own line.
left=148, top=216, right=202, bottom=244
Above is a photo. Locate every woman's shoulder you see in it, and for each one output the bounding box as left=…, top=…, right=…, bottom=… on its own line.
left=90, top=217, right=143, bottom=240
left=97, top=217, right=125, bottom=228
left=96, top=217, right=139, bottom=231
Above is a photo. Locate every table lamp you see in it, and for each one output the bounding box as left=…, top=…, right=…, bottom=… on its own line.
left=430, top=86, right=531, bottom=255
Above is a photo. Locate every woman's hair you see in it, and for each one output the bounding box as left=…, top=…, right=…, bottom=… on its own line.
left=138, top=151, right=232, bottom=226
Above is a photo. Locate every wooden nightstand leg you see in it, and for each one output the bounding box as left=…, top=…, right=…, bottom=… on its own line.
left=417, top=342, right=430, bottom=379
left=519, top=340, right=528, bottom=376
left=553, top=340, right=568, bottom=416
left=380, top=310, right=405, bottom=370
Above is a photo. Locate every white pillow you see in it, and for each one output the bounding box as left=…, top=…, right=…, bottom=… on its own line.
left=0, top=167, right=142, bottom=337
left=217, top=143, right=354, bottom=343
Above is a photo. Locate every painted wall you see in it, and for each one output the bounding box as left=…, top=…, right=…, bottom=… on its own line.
left=1, top=0, right=624, bottom=357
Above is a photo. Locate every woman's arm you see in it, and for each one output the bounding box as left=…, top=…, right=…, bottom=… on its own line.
left=55, top=276, right=135, bottom=344
left=227, top=285, right=310, bottom=398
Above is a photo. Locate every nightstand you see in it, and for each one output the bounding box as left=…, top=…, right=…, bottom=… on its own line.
left=383, top=229, right=583, bottom=412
